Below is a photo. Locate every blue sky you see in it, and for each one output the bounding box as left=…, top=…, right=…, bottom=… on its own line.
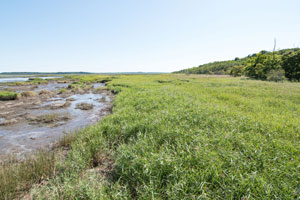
left=0, top=0, right=300, bottom=72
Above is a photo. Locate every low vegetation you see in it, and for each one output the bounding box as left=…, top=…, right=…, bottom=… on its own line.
left=75, top=102, right=94, bottom=110
left=28, top=78, right=48, bottom=84
left=58, top=88, right=67, bottom=94
left=0, top=91, right=18, bottom=101
left=20, top=91, right=37, bottom=98
left=27, top=113, right=70, bottom=124
left=64, top=74, right=114, bottom=84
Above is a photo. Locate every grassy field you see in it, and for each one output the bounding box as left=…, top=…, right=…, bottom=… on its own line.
left=1, top=74, right=300, bottom=199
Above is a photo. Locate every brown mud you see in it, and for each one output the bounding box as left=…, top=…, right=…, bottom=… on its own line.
left=0, top=81, right=113, bottom=160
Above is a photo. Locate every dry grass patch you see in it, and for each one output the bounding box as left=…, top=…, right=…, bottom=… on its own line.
left=20, top=91, right=37, bottom=98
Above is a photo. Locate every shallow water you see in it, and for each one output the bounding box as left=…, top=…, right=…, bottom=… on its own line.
left=0, top=77, right=29, bottom=83
left=0, top=76, right=61, bottom=83
left=0, top=83, right=110, bottom=159
left=92, top=83, right=105, bottom=88
left=34, top=82, right=69, bottom=92
left=0, top=81, right=68, bottom=93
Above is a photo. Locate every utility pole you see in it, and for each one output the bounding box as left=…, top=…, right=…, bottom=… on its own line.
left=272, top=38, right=277, bottom=68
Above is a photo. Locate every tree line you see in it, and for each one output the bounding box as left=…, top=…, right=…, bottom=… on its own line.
left=174, top=48, right=300, bottom=82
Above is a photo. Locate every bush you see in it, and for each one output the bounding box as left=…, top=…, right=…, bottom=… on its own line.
left=0, top=91, right=18, bottom=101
left=266, top=69, right=287, bottom=82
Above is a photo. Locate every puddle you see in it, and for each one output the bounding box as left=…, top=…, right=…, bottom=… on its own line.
left=0, top=83, right=112, bottom=159
left=92, top=83, right=105, bottom=88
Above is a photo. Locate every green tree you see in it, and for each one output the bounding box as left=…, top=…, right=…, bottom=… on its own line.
left=230, top=65, right=244, bottom=77
left=245, top=53, right=282, bottom=80
left=282, top=51, right=300, bottom=81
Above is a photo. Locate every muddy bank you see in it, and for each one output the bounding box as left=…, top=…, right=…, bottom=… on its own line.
left=0, top=81, right=112, bottom=160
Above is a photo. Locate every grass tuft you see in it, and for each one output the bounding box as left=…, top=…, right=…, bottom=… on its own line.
left=0, top=91, right=18, bottom=101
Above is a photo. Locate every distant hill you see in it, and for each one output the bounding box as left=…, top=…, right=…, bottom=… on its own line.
left=174, top=48, right=300, bottom=75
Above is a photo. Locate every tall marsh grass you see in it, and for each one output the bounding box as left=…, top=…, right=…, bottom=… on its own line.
left=0, top=151, right=56, bottom=199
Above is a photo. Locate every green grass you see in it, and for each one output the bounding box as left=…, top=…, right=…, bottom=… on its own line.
left=28, top=77, right=48, bottom=84
left=2, top=74, right=300, bottom=199
left=0, top=91, right=18, bottom=101
left=65, top=74, right=115, bottom=92
left=58, top=88, right=67, bottom=94
left=64, top=74, right=114, bottom=84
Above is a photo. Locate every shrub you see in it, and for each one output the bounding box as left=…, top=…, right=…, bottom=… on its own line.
left=0, top=91, right=18, bottom=101
left=266, top=69, right=287, bottom=82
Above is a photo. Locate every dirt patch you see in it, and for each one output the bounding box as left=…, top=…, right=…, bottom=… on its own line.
left=76, top=103, right=94, bottom=110
left=27, top=113, right=70, bottom=125
left=38, top=90, right=55, bottom=98
left=96, top=96, right=106, bottom=102
left=20, top=91, right=37, bottom=98
left=57, top=80, right=69, bottom=84
left=49, top=101, right=71, bottom=109
left=66, top=97, right=75, bottom=101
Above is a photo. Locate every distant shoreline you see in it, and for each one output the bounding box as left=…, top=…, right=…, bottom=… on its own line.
left=0, top=72, right=168, bottom=76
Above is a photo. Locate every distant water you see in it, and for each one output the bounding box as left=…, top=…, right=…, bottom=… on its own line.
left=0, top=77, right=62, bottom=83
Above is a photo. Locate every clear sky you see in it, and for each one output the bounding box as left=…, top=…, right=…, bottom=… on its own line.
left=0, top=0, right=300, bottom=73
